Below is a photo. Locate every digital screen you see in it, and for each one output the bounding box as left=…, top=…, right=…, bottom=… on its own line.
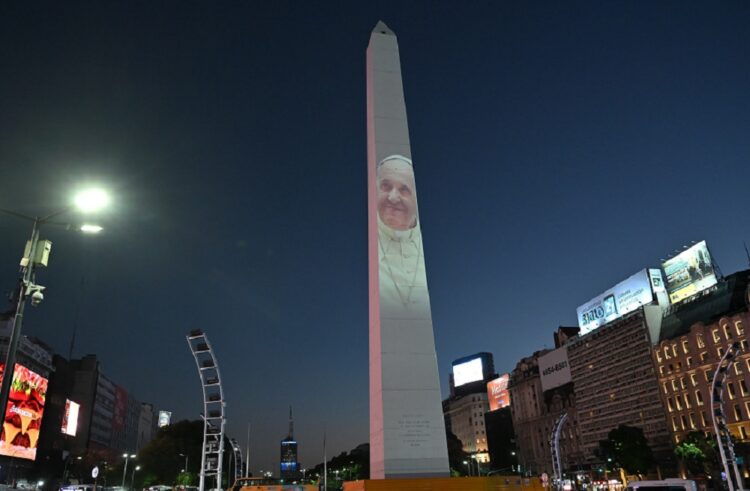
left=453, top=358, right=484, bottom=387
left=662, top=241, right=717, bottom=304
left=61, top=399, right=80, bottom=436
left=487, top=374, right=510, bottom=411
left=576, top=269, right=656, bottom=335
left=0, top=363, right=48, bottom=460
left=158, top=410, right=171, bottom=427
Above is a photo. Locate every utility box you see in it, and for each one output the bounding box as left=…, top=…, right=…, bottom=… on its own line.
left=20, top=240, right=52, bottom=267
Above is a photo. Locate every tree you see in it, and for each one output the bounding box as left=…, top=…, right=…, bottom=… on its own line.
left=137, top=420, right=205, bottom=487
left=674, top=431, right=718, bottom=477
left=446, top=430, right=470, bottom=476
left=598, top=425, right=654, bottom=477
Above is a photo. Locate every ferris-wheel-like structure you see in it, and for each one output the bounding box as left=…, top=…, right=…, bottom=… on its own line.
left=187, top=329, right=227, bottom=491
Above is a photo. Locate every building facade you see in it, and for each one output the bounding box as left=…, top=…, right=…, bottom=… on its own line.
left=567, top=310, right=674, bottom=469
left=443, top=392, right=491, bottom=464
left=654, top=271, right=750, bottom=445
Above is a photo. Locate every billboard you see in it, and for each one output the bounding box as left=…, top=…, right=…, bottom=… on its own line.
left=487, top=374, right=510, bottom=411
left=539, top=348, right=572, bottom=392
left=576, top=269, right=656, bottom=335
left=662, top=241, right=717, bottom=304
left=0, top=363, right=48, bottom=460
left=453, top=357, right=484, bottom=387
left=158, top=410, right=172, bottom=428
left=61, top=399, right=80, bottom=436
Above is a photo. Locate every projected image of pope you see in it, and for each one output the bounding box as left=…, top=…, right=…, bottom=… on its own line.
left=377, top=155, right=429, bottom=317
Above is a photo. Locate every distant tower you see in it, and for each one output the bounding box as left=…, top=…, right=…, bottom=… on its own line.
left=367, top=21, right=450, bottom=478
left=280, top=406, right=300, bottom=480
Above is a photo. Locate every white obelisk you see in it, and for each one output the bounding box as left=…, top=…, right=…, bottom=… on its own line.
left=367, top=21, right=450, bottom=479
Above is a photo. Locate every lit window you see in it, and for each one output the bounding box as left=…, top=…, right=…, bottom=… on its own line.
left=680, top=377, right=687, bottom=389
left=672, top=344, right=678, bottom=358
left=672, top=379, right=679, bottom=391
left=656, top=351, right=663, bottom=363
left=697, top=335, right=705, bottom=349
left=682, top=340, right=690, bottom=354
left=690, top=373, right=698, bottom=386
left=664, top=347, right=671, bottom=360
left=676, top=397, right=683, bottom=411
left=667, top=398, right=674, bottom=412
left=736, top=321, right=745, bottom=336
left=712, top=329, right=720, bottom=343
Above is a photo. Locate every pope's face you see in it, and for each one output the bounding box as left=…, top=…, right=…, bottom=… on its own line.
left=377, top=159, right=417, bottom=231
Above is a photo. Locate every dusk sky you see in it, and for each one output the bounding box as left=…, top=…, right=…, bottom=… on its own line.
left=1, top=0, right=749, bottom=475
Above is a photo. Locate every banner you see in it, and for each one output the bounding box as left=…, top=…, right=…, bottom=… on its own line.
left=662, top=241, right=717, bottom=303
left=61, top=399, right=80, bottom=436
left=539, top=348, right=572, bottom=392
left=487, top=374, right=510, bottom=411
left=0, top=363, right=48, bottom=460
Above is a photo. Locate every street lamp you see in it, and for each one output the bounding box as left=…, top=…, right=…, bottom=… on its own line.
left=0, top=188, right=110, bottom=427
left=121, top=453, right=136, bottom=488
left=179, top=453, right=189, bottom=473
left=463, top=460, right=470, bottom=477
left=130, top=465, right=141, bottom=490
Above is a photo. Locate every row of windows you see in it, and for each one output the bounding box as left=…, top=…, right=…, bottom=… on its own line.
left=672, top=409, right=750, bottom=437
left=662, top=365, right=750, bottom=396
left=659, top=345, right=749, bottom=374
left=656, top=321, right=745, bottom=363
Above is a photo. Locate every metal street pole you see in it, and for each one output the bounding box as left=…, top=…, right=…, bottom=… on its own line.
left=122, top=455, right=132, bottom=488
left=0, top=219, right=39, bottom=429
left=130, top=466, right=140, bottom=490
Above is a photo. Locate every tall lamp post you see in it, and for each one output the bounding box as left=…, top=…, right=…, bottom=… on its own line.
left=0, top=188, right=110, bottom=438
left=179, top=453, right=189, bottom=473
left=130, top=465, right=141, bottom=490
left=121, top=453, right=136, bottom=488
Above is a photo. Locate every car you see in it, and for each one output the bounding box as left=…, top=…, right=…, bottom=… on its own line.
left=624, top=479, right=698, bottom=491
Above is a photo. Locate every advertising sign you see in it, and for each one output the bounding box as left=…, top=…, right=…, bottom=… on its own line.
left=487, top=374, right=510, bottom=411
left=158, top=410, right=172, bottom=428
left=662, top=241, right=717, bottom=304
left=61, top=399, right=80, bottom=436
left=576, top=269, right=656, bottom=335
left=453, top=357, right=484, bottom=387
left=539, top=348, right=572, bottom=392
left=0, top=363, right=48, bottom=460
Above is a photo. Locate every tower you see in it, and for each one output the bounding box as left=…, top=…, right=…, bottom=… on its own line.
left=280, top=406, right=300, bottom=480
left=366, top=21, right=450, bottom=479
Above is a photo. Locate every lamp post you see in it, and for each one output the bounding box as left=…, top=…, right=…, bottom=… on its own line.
left=179, top=453, right=189, bottom=473
left=0, top=188, right=110, bottom=425
left=130, top=465, right=140, bottom=490
left=121, top=453, right=136, bottom=488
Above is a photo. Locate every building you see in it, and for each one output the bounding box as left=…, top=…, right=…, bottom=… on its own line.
left=443, top=353, right=498, bottom=467
left=567, top=310, right=674, bottom=471
left=280, top=407, right=300, bottom=480
left=653, top=270, right=750, bottom=446
left=509, top=337, right=582, bottom=476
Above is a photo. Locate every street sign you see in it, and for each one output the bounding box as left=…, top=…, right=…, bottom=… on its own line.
left=92, top=466, right=99, bottom=479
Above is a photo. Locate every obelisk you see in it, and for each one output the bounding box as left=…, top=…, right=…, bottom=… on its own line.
left=367, top=21, right=450, bottom=479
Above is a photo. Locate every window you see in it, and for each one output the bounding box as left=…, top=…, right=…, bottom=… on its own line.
left=687, top=357, right=693, bottom=367
left=742, top=340, right=748, bottom=351
left=723, top=323, right=732, bottom=340
left=676, top=397, right=683, bottom=411
left=690, top=373, right=698, bottom=387
left=689, top=413, right=697, bottom=429
left=667, top=398, right=674, bottom=412
left=680, top=377, right=687, bottom=389
left=718, top=347, right=725, bottom=358
left=672, top=344, right=679, bottom=358
left=741, top=426, right=748, bottom=440
left=697, top=334, right=706, bottom=348
left=682, top=339, right=690, bottom=354
left=672, top=379, right=679, bottom=391
left=656, top=351, right=663, bottom=363
left=696, top=390, right=704, bottom=406
left=663, top=383, right=669, bottom=394
left=680, top=414, right=688, bottom=430
left=734, top=404, right=742, bottom=421
left=712, top=329, right=721, bottom=343
left=672, top=417, right=679, bottom=431
left=741, top=380, right=749, bottom=397
left=736, top=321, right=745, bottom=336
left=684, top=393, right=692, bottom=409
left=659, top=365, right=665, bottom=375
left=701, top=352, right=709, bottom=362
left=728, top=382, right=736, bottom=399
left=701, top=411, right=708, bottom=427
left=745, top=402, right=750, bottom=419
left=704, top=370, right=712, bottom=382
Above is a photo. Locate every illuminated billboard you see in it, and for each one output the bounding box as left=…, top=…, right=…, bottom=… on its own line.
left=487, top=374, right=510, bottom=411
left=0, top=363, right=48, bottom=460
left=61, top=399, right=80, bottom=436
left=662, top=241, right=717, bottom=304
left=158, top=410, right=172, bottom=428
left=453, top=357, right=484, bottom=387
left=539, top=348, right=572, bottom=392
left=577, top=269, right=658, bottom=335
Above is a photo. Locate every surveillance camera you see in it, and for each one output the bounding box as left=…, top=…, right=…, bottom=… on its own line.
left=31, top=290, right=44, bottom=306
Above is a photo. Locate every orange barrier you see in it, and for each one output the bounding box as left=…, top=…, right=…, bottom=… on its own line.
left=344, top=476, right=545, bottom=491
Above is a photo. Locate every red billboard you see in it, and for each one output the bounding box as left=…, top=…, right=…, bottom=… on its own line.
left=0, top=363, right=48, bottom=460
left=487, top=374, right=510, bottom=411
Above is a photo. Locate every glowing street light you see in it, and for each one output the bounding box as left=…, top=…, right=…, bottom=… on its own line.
left=80, top=224, right=103, bottom=234
left=121, top=453, right=136, bottom=488
left=74, top=188, right=111, bottom=213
